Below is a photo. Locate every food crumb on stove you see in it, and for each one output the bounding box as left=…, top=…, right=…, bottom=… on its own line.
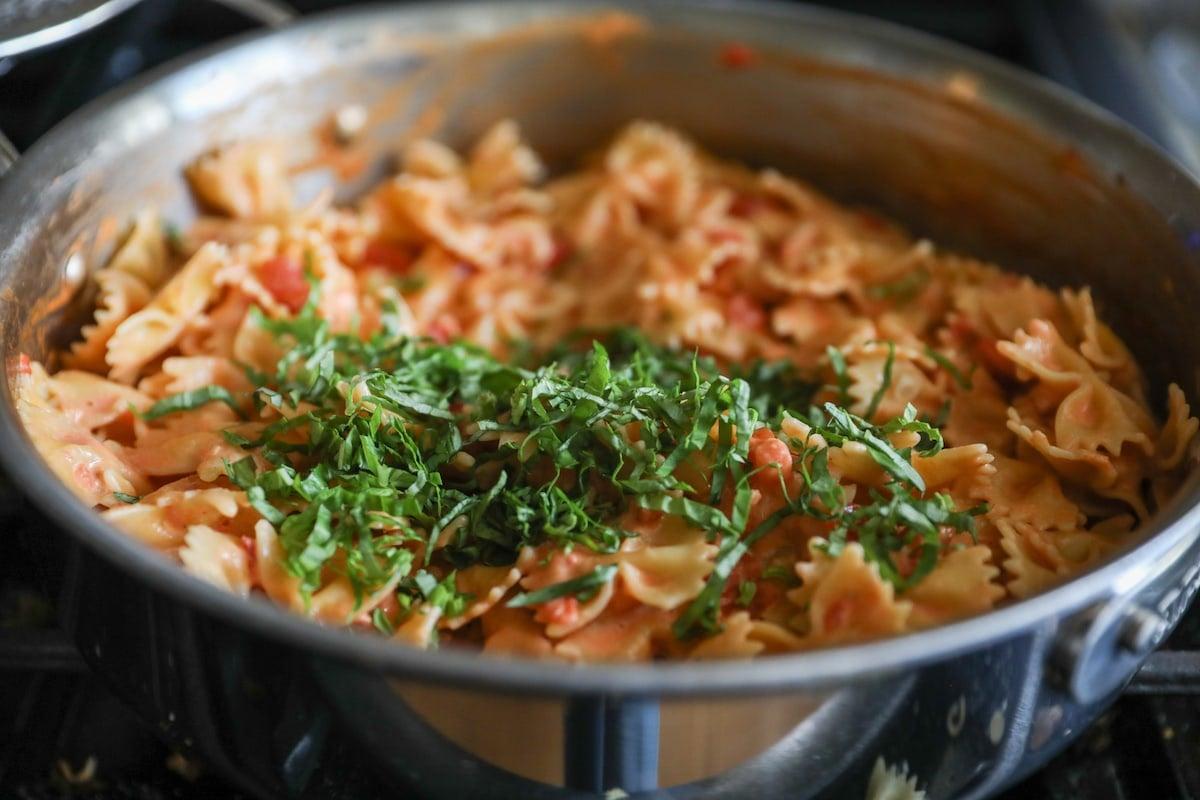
left=166, top=751, right=204, bottom=781
left=56, top=755, right=97, bottom=785
left=1082, top=711, right=1115, bottom=754
left=1163, top=726, right=1176, bottom=741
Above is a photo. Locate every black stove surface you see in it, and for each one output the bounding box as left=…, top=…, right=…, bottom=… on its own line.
left=3, top=1, right=1200, bottom=798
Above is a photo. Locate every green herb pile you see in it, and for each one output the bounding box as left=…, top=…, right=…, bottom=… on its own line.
left=143, top=292, right=984, bottom=642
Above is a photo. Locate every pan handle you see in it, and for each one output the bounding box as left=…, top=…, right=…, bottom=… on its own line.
left=0, top=0, right=296, bottom=178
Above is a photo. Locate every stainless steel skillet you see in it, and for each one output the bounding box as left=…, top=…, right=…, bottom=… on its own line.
left=1, top=2, right=1200, bottom=797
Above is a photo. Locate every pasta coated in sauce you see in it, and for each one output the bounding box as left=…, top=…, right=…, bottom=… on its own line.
left=18, top=121, right=1197, bottom=661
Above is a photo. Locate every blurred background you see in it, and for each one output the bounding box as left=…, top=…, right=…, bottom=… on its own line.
left=2, top=1, right=1200, bottom=799
left=3, top=0, right=1199, bottom=173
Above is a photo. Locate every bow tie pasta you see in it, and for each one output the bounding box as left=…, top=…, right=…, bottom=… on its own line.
left=17, top=121, right=1197, bottom=661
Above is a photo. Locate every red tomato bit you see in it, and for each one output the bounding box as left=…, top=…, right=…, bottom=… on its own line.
left=728, top=193, right=762, bottom=218
left=535, top=596, right=580, bottom=627
left=546, top=234, right=575, bottom=270
left=257, top=256, right=309, bottom=313
left=727, top=293, right=767, bottom=331
left=362, top=240, right=414, bottom=274
left=427, top=315, right=462, bottom=344
left=749, top=429, right=794, bottom=493
left=719, top=42, right=758, bottom=69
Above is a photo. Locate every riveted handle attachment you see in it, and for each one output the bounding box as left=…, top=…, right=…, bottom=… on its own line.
left=1051, top=600, right=1168, bottom=705
left=1052, top=551, right=1200, bottom=705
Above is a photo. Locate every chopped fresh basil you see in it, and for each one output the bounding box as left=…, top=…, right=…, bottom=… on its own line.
left=372, top=607, right=394, bottom=635
left=674, top=507, right=793, bottom=638
left=863, top=341, right=895, bottom=420
left=398, top=275, right=427, bottom=292
left=826, top=345, right=851, bottom=407
left=866, top=268, right=928, bottom=302
left=506, top=564, right=618, bottom=608
left=216, top=286, right=976, bottom=636
left=162, top=221, right=185, bottom=254
left=634, top=493, right=736, bottom=538
left=736, top=580, right=757, bottom=607
left=762, top=563, right=800, bottom=586
left=925, top=346, right=974, bottom=391
left=816, top=403, right=932, bottom=491
left=407, top=569, right=471, bottom=617
left=142, top=386, right=245, bottom=420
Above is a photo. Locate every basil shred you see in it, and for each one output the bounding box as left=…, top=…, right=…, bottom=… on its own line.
left=145, top=288, right=983, bottom=643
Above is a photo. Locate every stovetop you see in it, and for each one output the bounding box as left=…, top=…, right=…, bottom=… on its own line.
left=2, top=1, right=1200, bottom=798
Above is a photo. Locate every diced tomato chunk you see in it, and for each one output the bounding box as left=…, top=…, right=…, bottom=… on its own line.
left=15, top=354, right=31, bottom=376
left=749, top=429, right=793, bottom=493
left=729, top=192, right=764, bottom=218
left=362, top=240, right=414, bottom=274
left=727, top=293, right=766, bottom=330
left=719, top=42, right=758, bottom=69
left=535, top=596, right=580, bottom=627
left=258, top=256, right=309, bottom=312
left=546, top=235, right=574, bottom=270
left=427, top=315, right=461, bottom=344
left=947, top=314, right=975, bottom=343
